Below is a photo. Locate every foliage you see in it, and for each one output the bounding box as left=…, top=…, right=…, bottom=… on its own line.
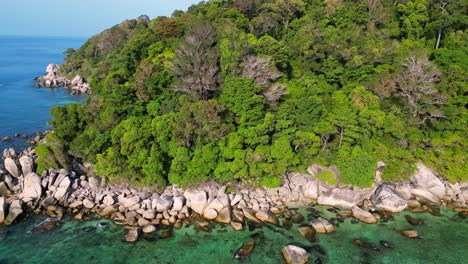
left=46, top=0, right=467, bottom=188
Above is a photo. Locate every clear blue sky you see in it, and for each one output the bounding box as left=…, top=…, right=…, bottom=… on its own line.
left=0, top=0, right=201, bottom=37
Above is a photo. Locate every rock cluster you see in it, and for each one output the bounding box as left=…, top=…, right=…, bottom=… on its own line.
left=1, top=149, right=467, bottom=248
left=34, top=64, right=90, bottom=95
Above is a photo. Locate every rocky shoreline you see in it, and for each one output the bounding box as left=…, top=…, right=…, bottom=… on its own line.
left=34, top=64, right=90, bottom=95
left=1, top=148, right=467, bottom=263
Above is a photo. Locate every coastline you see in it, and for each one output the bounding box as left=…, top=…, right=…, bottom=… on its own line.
left=1, top=146, right=467, bottom=262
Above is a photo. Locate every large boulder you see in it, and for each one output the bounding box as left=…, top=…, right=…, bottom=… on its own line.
left=5, top=158, right=21, bottom=177
left=318, top=187, right=363, bottom=208
left=303, top=180, right=319, bottom=200
left=22, top=172, right=43, bottom=201
left=172, top=196, right=185, bottom=211
left=184, top=190, right=207, bottom=215
left=123, top=196, right=140, bottom=208
left=156, top=196, right=173, bottom=212
left=215, top=206, right=232, bottom=224
left=411, top=163, right=446, bottom=203
left=0, top=197, right=7, bottom=223
left=4, top=199, right=23, bottom=225
left=125, top=227, right=141, bottom=242
left=71, top=75, right=84, bottom=86
left=19, top=155, right=34, bottom=176
left=352, top=206, right=377, bottom=224
left=371, top=184, right=408, bottom=213
left=281, top=245, right=310, bottom=264
left=53, top=176, right=71, bottom=201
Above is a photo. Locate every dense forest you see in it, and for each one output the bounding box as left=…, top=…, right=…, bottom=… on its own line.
left=36, top=0, right=467, bottom=188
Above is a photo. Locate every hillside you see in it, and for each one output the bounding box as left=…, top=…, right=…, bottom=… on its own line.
left=37, top=0, right=467, bottom=188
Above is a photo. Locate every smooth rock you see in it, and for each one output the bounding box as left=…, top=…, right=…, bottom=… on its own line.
left=242, top=208, right=261, bottom=223
left=230, top=221, right=243, bottom=231
left=0, top=197, right=7, bottom=223
left=22, top=172, right=43, bottom=200
left=318, top=188, right=363, bottom=208
left=233, top=241, right=255, bottom=260
left=303, top=180, right=319, bottom=200
left=404, top=215, right=424, bottom=225
left=401, top=229, right=419, bottom=238
left=4, top=200, right=23, bottom=225
left=216, top=207, right=232, bottom=224
left=297, top=226, right=316, bottom=242
left=19, top=155, right=34, bottom=176
left=156, top=197, right=173, bottom=212
left=5, top=158, right=21, bottom=178
left=255, top=209, right=278, bottom=225
left=203, top=208, right=218, bottom=220
left=291, top=213, right=305, bottom=224
left=125, top=227, right=141, bottom=242
left=352, top=206, right=377, bottom=224
left=142, top=224, right=157, bottom=234
left=53, top=176, right=71, bottom=201
left=371, top=184, right=408, bottom=213
left=83, top=199, right=95, bottom=209
left=411, top=162, right=446, bottom=202
left=172, top=196, right=185, bottom=211
left=281, top=245, right=310, bottom=264
left=310, top=217, right=335, bottom=234
left=184, top=190, right=207, bottom=215
left=123, top=196, right=140, bottom=208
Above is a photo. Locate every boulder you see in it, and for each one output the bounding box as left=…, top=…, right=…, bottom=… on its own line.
left=281, top=245, right=310, bottom=264
left=53, top=176, right=71, bottom=201
left=156, top=197, right=173, bottom=212
left=233, top=242, right=255, bottom=260
left=352, top=206, right=377, bottom=224
left=19, top=155, right=34, bottom=176
left=172, top=196, right=185, bottom=211
left=0, top=182, right=10, bottom=197
left=215, top=207, right=232, bottom=224
left=242, top=208, right=261, bottom=223
left=83, top=199, right=95, bottom=209
left=303, top=180, right=319, bottom=200
left=203, top=208, right=218, bottom=220
left=230, top=220, right=243, bottom=231
left=5, top=158, right=21, bottom=177
left=22, top=172, right=42, bottom=201
left=289, top=172, right=309, bottom=189
left=318, top=187, right=363, bottom=208
left=297, top=226, right=316, bottom=242
left=255, top=209, right=278, bottom=225
left=99, top=206, right=117, bottom=217
left=103, top=195, right=115, bottom=206
left=123, top=196, right=140, bottom=208
left=143, top=209, right=156, bottom=220
left=230, top=193, right=243, bottom=207
left=401, top=229, right=419, bottom=238
left=310, top=217, right=335, bottom=234
left=371, top=184, right=408, bottom=213
left=125, top=227, right=141, bottom=242
left=142, top=224, right=157, bottom=234
left=71, top=75, right=84, bottom=86
left=4, top=200, right=23, bottom=225
left=411, top=163, right=446, bottom=202
left=88, top=177, right=100, bottom=190
left=0, top=197, right=7, bottom=223
left=184, top=190, right=207, bottom=215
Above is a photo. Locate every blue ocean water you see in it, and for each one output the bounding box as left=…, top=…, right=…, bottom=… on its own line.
left=0, top=35, right=87, bottom=153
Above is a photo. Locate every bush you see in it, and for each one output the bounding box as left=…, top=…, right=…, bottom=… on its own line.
left=315, top=169, right=338, bottom=185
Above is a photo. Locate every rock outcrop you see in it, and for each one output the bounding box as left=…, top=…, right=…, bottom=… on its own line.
left=34, top=64, right=90, bottom=94
left=318, top=187, right=363, bottom=208
left=371, top=184, right=408, bottom=213
left=411, top=163, right=446, bottom=203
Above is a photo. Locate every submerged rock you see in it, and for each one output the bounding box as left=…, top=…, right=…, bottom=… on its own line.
left=291, top=213, right=305, bottom=224
left=125, top=227, right=141, bottom=242
left=298, top=226, right=316, bottom=242
left=352, top=206, right=377, bottom=224
left=311, top=217, right=335, bottom=234
left=353, top=239, right=381, bottom=251
left=379, top=240, right=394, bottom=249
left=31, top=218, right=63, bottom=234
left=234, top=241, right=255, bottom=260
left=281, top=245, right=310, bottom=264
left=401, top=229, right=419, bottom=238
left=404, top=215, right=424, bottom=226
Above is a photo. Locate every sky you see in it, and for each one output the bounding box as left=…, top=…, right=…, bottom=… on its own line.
left=0, top=0, right=202, bottom=37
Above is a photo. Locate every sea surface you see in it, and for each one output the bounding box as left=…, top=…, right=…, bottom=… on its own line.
left=1, top=36, right=468, bottom=264
left=0, top=206, right=466, bottom=264
left=0, top=35, right=87, bottom=155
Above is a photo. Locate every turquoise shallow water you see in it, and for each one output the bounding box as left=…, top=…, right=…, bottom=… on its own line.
left=0, top=206, right=466, bottom=264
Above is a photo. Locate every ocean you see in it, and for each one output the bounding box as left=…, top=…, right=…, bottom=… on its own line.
left=0, top=36, right=467, bottom=264
left=0, top=35, right=87, bottom=155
